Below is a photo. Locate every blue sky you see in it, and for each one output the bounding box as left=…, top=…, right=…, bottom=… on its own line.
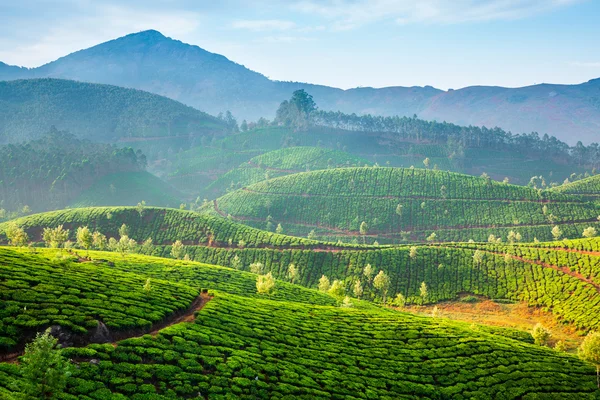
left=0, top=0, right=599, bottom=90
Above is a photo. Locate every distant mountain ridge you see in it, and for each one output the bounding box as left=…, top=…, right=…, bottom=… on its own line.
left=1, top=30, right=599, bottom=144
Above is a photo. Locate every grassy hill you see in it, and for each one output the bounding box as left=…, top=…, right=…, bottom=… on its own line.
left=210, top=166, right=600, bottom=243
left=68, top=171, right=183, bottom=209
left=6, top=207, right=600, bottom=334
left=550, top=174, right=600, bottom=199
left=205, top=146, right=370, bottom=196
left=1, top=246, right=599, bottom=398
left=0, top=78, right=226, bottom=145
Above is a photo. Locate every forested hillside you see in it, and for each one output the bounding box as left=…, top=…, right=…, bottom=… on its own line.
left=0, top=131, right=148, bottom=217
left=0, top=78, right=227, bottom=145
left=211, top=167, right=600, bottom=243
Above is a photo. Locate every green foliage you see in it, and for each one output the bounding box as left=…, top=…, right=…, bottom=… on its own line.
left=256, top=272, right=275, bottom=295
left=19, top=328, right=72, bottom=399
left=531, top=323, right=551, bottom=346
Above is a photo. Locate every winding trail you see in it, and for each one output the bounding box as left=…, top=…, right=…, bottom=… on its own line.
left=1, top=293, right=213, bottom=363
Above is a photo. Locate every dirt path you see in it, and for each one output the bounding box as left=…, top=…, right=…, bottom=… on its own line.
left=1, top=293, right=213, bottom=363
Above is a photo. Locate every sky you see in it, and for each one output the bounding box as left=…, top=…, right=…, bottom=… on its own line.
left=0, top=0, right=599, bottom=90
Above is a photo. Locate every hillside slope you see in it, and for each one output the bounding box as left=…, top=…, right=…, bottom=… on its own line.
left=211, top=167, right=600, bottom=243
left=0, top=78, right=226, bottom=144
left=0, top=246, right=598, bottom=398
left=1, top=30, right=598, bottom=143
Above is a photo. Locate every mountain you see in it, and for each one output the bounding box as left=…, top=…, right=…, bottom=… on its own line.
left=0, top=78, right=226, bottom=145
left=2, top=30, right=598, bottom=143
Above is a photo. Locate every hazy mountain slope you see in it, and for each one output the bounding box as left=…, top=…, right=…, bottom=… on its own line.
left=2, top=30, right=597, bottom=143
left=0, top=78, right=226, bottom=144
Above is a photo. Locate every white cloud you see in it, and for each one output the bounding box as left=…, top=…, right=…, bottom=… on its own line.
left=570, top=61, right=600, bottom=68
left=291, top=0, right=584, bottom=29
left=231, top=19, right=296, bottom=31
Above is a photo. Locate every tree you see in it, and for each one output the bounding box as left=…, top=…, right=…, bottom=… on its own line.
left=507, top=230, right=522, bottom=244
left=551, top=225, right=562, bottom=240
left=396, top=204, right=403, bottom=217
left=307, top=230, right=317, bottom=240
left=170, top=240, right=184, bottom=259
left=531, top=323, right=551, bottom=346
left=256, top=273, right=275, bottom=295
left=318, top=275, right=331, bottom=292
left=359, top=221, right=368, bottom=244
left=42, top=225, right=69, bottom=249
left=340, top=296, right=353, bottom=308
left=583, top=227, right=597, bottom=238
left=275, top=223, right=283, bottom=234
left=473, top=250, right=485, bottom=266
left=250, top=262, right=265, bottom=275
left=373, top=270, right=390, bottom=304
left=579, top=332, right=600, bottom=388
left=6, top=223, right=28, bottom=247
left=392, top=293, right=406, bottom=308
left=420, top=282, right=429, bottom=304
left=75, top=226, right=93, bottom=255
left=287, top=263, right=298, bottom=283
left=426, top=232, right=436, bottom=242
left=409, top=246, right=418, bottom=259
left=143, top=278, right=152, bottom=295
left=231, top=255, right=242, bottom=270
left=353, top=279, right=363, bottom=299
left=328, top=280, right=345, bottom=300
left=423, top=157, right=430, bottom=169
left=116, top=236, right=136, bottom=257
left=363, top=264, right=374, bottom=282
left=554, top=340, right=567, bottom=352
left=136, top=200, right=146, bottom=217
left=20, top=328, right=71, bottom=399
left=141, top=238, right=154, bottom=255
left=92, top=231, right=107, bottom=250
left=118, top=224, right=129, bottom=238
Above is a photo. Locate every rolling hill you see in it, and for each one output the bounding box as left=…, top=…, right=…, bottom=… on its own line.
left=1, top=30, right=598, bottom=143
left=209, top=167, right=600, bottom=243
left=0, top=78, right=226, bottom=145
left=7, top=207, right=600, bottom=334
left=1, top=246, right=599, bottom=398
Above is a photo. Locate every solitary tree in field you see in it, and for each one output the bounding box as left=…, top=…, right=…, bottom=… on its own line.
left=328, top=280, right=345, bottom=300
left=43, top=225, right=69, bottom=249
left=275, top=223, right=284, bottom=234
left=92, top=231, right=107, bottom=250
left=551, top=225, right=562, bottom=240
left=409, top=246, right=418, bottom=259
left=353, top=279, right=363, bottom=299
left=392, top=293, right=406, bottom=308
left=396, top=204, right=403, bottom=217
left=579, top=332, right=600, bottom=388
left=363, top=264, right=374, bottom=283
left=143, top=278, right=152, bottom=295
left=423, top=158, right=430, bottom=169
left=250, top=262, right=265, bottom=275
left=307, top=230, right=317, bottom=240
left=136, top=200, right=146, bottom=217
left=359, top=221, right=368, bottom=244
left=256, top=273, right=275, bottom=295
left=20, top=328, right=71, bottom=399
left=231, top=255, right=242, bottom=270
left=288, top=263, right=298, bottom=283
left=426, top=232, right=437, bottom=242
left=341, top=296, right=353, bottom=308
left=138, top=238, right=153, bottom=255
left=5, top=223, right=28, bottom=247
left=118, top=224, right=129, bottom=238
left=76, top=226, right=93, bottom=255
left=170, top=240, right=185, bottom=260
left=583, top=227, right=597, bottom=238
left=531, top=323, right=551, bottom=346
left=420, top=282, right=429, bottom=304
left=554, top=340, right=567, bottom=352
left=318, top=275, right=331, bottom=292
left=473, top=250, right=485, bottom=266
left=373, top=270, right=391, bottom=304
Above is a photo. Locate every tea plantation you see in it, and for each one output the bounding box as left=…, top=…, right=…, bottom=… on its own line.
left=211, top=167, right=600, bottom=243
left=1, top=247, right=599, bottom=399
